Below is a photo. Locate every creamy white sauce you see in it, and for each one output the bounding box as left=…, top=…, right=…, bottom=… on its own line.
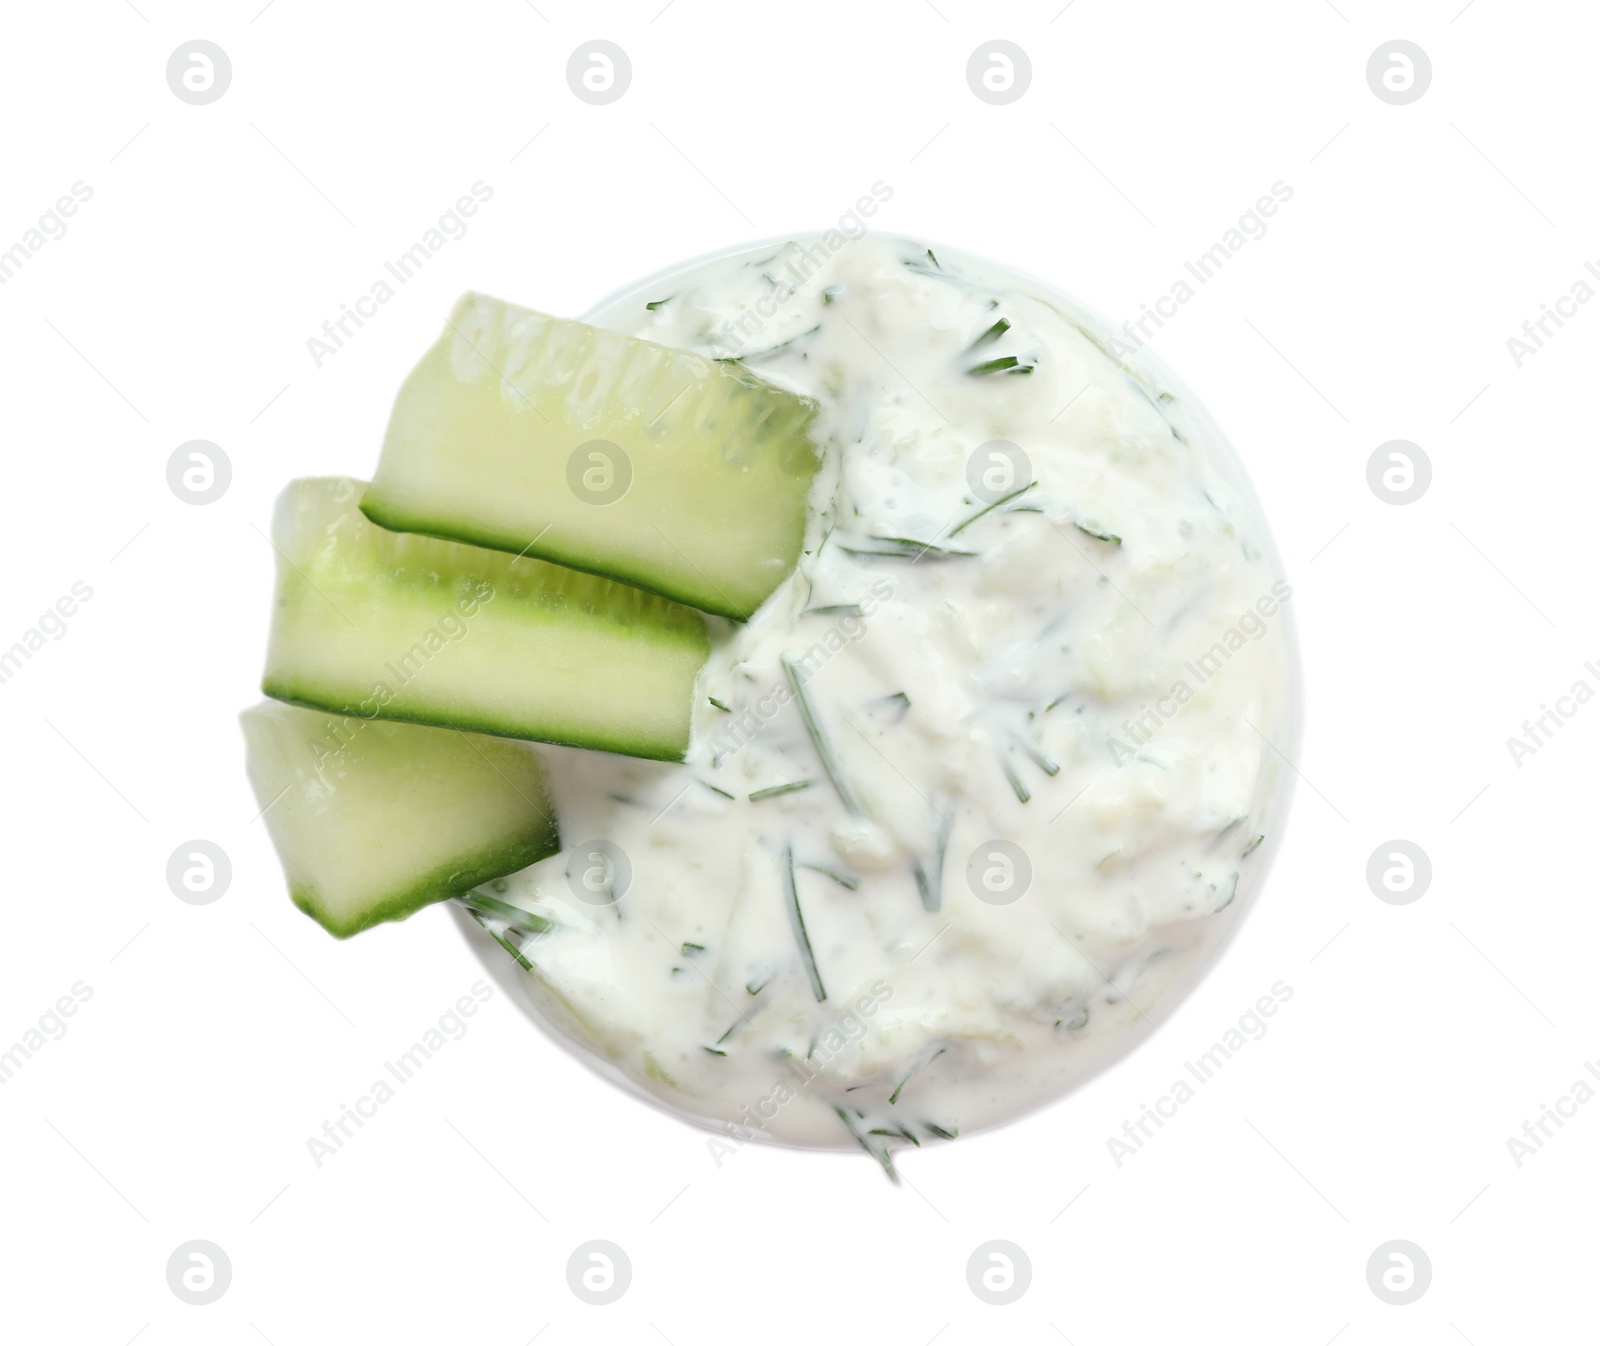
left=477, top=235, right=1295, bottom=1155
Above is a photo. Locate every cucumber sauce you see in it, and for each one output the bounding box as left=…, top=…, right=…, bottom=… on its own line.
left=473, top=235, right=1297, bottom=1155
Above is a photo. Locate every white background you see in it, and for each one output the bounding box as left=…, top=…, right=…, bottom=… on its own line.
left=1, top=1, right=1594, bottom=1341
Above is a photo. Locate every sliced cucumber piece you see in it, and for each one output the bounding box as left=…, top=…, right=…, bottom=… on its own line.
left=361, top=293, right=821, bottom=620
left=262, top=478, right=709, bottom=761
left=241, top=701, right=561, bottom=938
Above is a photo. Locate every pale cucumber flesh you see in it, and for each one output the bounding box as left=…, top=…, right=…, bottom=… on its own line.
left=241, top=701, right=561, bottom=938
left=262, top=477, right=709, bottom=761
left=362, top=293, right=821, bottom=620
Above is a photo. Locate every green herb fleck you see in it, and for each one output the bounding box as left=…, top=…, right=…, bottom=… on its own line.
left=1074, top=521, right=1122, bottom=545
left=838, top=537, right=976, bottom=562
left=803, top=604, right=863, bottom=618
left=749, top=780, right=814, bottom=802
left=1012, top=734, right=1061, bottom=777
left=872, top=691, right=912, bottom=724
left=645, top=297, right=670, bottom=311
left=698, top=781, right=735, bottom=800
left=458, top=891, right=553, bottom=935
left=798, top=861, right=860, bottom=891
left=464, top=908, right=535, bottom=972
left=967, top=355, right=1035, bottom=376
left=738, top=325, right=820, bottom=364
left=681, top=941, right=706, bottom=955
left=913, top=808, right=954, bottom=912
left=966, top=317, right=1011, bottom=352
left=950, top=481, right=1037, bottom=537
left=835, top=1106, right=899, bottom=1182
left=922, top=1122, right=958, bottom=1141
left=1242, top=833, right=1265, bottom=857
left=782, top=655, right=862, bottom=815
left=780, top=845, right=827, bottom=1002
left=890, top=1047, right=945, bottom=1104
left=708, top=696, right=732, bottom=713
left=999, top=752, right=1032, bottom=804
